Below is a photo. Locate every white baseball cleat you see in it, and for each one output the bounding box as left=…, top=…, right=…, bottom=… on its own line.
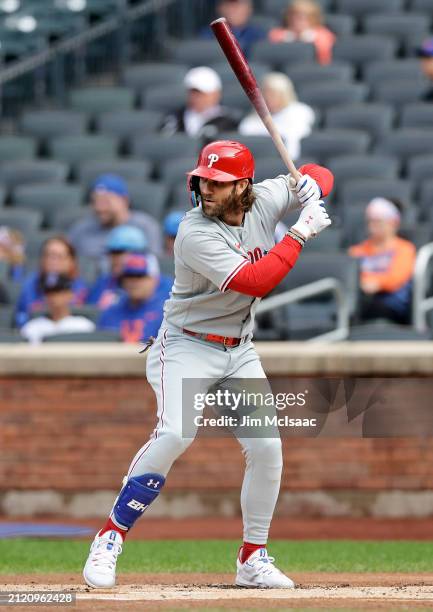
left=235, top=547, right=295, bottom=589
left=83, top=529, right=123, bottom=588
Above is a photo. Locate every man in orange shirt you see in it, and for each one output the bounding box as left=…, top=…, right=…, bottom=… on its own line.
left=349, top=198, right=416, bottom=325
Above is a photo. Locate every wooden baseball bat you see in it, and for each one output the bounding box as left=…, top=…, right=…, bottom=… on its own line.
left=211, top=17, right=301, bottom=183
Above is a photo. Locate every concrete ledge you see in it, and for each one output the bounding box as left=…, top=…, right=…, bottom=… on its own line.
left=0, top=342, right=433, bottom=376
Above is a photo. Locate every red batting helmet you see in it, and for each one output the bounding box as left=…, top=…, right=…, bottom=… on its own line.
left=187, top=140, right=255, bottom=207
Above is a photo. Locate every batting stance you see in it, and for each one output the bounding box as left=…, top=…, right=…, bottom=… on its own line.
left=83, top=140, right=333, bottom=589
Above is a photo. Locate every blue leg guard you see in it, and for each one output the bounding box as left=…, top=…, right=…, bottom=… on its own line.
left=112, top=473, right=165, bottom=529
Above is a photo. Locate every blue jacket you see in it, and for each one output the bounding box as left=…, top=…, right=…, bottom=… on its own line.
left=15, top=271, right=88, bottom=328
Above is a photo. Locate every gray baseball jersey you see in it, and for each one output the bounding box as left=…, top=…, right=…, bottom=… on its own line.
left=163, top=176, right=300, bottom=337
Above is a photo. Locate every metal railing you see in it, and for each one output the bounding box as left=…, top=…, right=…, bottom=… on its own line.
left=256, top=278, right=350, bottom=342
left=412, top=241, right=433, bottom=333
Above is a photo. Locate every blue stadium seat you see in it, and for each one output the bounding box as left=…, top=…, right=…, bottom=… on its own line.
left=12, top=184, right=84, bottom=227
left=95, top=110, right=164, bottom=152
left=364, top=59, right=424, bottom=86
left=375, top=129, right=433, bottom=165
left=141, top=84, right=186, bottom=113
left=340, top=179, right=414, bottom=208
left=0, top=136, right=36, bottom=162
left=362, top=13, right=429, bottom=44
left=49, top=136, right=119, bottom=168
left=69, top=87, right=134, bottom=115
left=122, top=63, right=189, bottom=93
left=328, top=156, right=400, bottom=200
left=286, top=61, right=355, bottom=87
left=408, top=154, right=433, bottom=189
left=77, top=159, right=152, bottom=189
left=169, top=39, right=225, bottom=66
left=372, top=80, right=430, bottom=109
left=0, top=161, right=68, bottom=188
left=127, top=181, right=169, bottom=220
left=20, top=110, right=88, bottom=144
left=131, top=134, right=199, bottom=166
left=159, top=157, right=198, bottom=187
left=325, top=14, right=356, bottom=36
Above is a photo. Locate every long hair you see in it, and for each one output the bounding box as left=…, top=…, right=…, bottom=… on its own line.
left=40, top=235, right=79, bottom=278
left=238, top=181, right=256, bottom=213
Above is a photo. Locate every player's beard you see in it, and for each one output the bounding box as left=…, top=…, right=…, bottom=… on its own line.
left=202, top=186, right=242, bottom=219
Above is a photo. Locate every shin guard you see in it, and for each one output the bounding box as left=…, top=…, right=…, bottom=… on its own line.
left=112, top=473, right=165, bottom=529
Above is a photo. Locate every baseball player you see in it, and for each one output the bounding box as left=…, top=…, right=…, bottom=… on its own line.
left=83, top=140, right=333, bottom=589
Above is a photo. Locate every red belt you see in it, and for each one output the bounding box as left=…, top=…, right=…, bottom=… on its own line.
left=183, top=328, right=246, bottom=347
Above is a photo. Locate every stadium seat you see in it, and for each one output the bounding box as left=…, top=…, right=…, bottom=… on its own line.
left=249, top=14, right=279, bottom=33
left=70, top=305, right=100, bottom=324
left=220, top=133, right=283, bottom=160
left=375, top=129, right=433, bottom=165
left=122, top=62, right=189, bottom=93
left=400, top=225, right=432, bottom=248
left=298, top=82, right=368, bottom=111
left=12, top=184, right=84, bottom=226
left=348, top=322, right=430, bottom=341
left=221, top=84, right=251, bottom=112
left=324, top=104, right=395, bottom=140
left=96, top=110, right=163, bottom=146
left=325, top=14, right=355, bottom=37
left=340, top=179, right=414, bottom=208
left=335, top=0, right=404, bottom=16
left=407, top=155, right=433, bottom=188
left=272, top=303, right=337, bottom=341
left=0, top=330, right=24, bottom=343
left=0, top=305, right=13, bottom=329
left=277, top=252, right=360, bottom=316
left=362, top=13, right=428, bottom=44
left=328, top=156, right=400, bottom=204
left=333, top=36, right=397, bottom=70
left=127, top=181, right=169, bottom=220
left=77, top=159, right=152, bottom=189
left=69, top=87, right=134, bottom=115
left=0, top=209, right=42, bottom=238
left=159, top=254, right=175, bottom=278
left=169, top=39, right=225, bottom=65
left=131, top=134, right=199, bottom=166
left=364, top=59, right=424, bottom=86
left=0, top=136, right=36, bottom=162
left=300, top=130, right=371, bottom=164
left=419, top=179, right=433, bottom=220
left=212, top=61, right=270, bottom=86
left=50, top=208, right=89, bottom=232
left=408, top=0, right=433, bottom=16
left=48, top=136, right=118, bottom=167
left=43, top=331, right=122, bottom=342
left=285, top=61, right=355, bottom=87
left=159, top=157, right=198, bottom=187
left=0, top=161, right=68, bottom=189
left=262, top=0, right=332, bottom=18
left=372, top=80, right=430, bottom=109
left=141, top=84, right=186, bottom=113
left=302, top=227, right=343, bottom=252
left=400, top=103, right=433, bottom=128
left=251, top=41, right=315, bottom=68
left=19, top=110, right=88, bottom=144
left=168, top=183, right=194, bottom=210
left=254, top=157, right=288, bottom=182
left=0, top=186, right=6, bottom=207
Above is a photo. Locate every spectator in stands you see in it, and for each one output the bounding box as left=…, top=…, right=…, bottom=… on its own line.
left=68, top=175, right=162, bottom=259
left=160, top=66, right=241, bottom=138
left=200, top=0, right=266, bottom=58
left=238, top=72, right=315, bottom=159
left=16, top=236, right=87, bottom=328
left=417, top=38, right=433, bottom=101
left=349, top=198, right=416, bottom=325
left=98, top=253, right=169, bottom=343
left=0, top=226, right=25, bottom=282
left=269, top=0, right=335, bottom=65
left=163, top=210, right=184, bottom=256
left=20, top=273, right=95, bottom=344
left=87, top=225, right=148, bottom=309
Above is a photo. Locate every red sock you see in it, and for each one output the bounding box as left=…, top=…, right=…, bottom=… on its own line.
left=99, top=517, right=128, bottom=540
left=240, top=542, right=266, bottom=563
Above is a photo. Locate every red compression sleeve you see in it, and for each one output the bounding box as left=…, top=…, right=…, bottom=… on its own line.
left=227, top=236, right=302, bottom=298
left=298, top=163, right=334, bottom=198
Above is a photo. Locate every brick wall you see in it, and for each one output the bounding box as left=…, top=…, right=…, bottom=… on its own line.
left=1, top=376, right=431, bottom=494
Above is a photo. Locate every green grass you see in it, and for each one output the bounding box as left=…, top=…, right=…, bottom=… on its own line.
left=1, top=540, right=432, bottom=574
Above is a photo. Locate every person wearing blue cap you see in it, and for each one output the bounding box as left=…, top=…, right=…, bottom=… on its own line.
left=417, top=38, right=433, bottom=101
left=97, top=253, right=169, bottom=343
left=87, top=225, right=148, bottom=309
left=68, top=174, right=163, bottom=260
left=163, top=210, right=185, bottom=256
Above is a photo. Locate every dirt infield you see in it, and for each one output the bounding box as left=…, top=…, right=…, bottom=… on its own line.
left=3, top=573, right=433, bottom=610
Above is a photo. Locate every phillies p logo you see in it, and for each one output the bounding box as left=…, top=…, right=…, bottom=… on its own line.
left=207, top=153, right=219, bottom=168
